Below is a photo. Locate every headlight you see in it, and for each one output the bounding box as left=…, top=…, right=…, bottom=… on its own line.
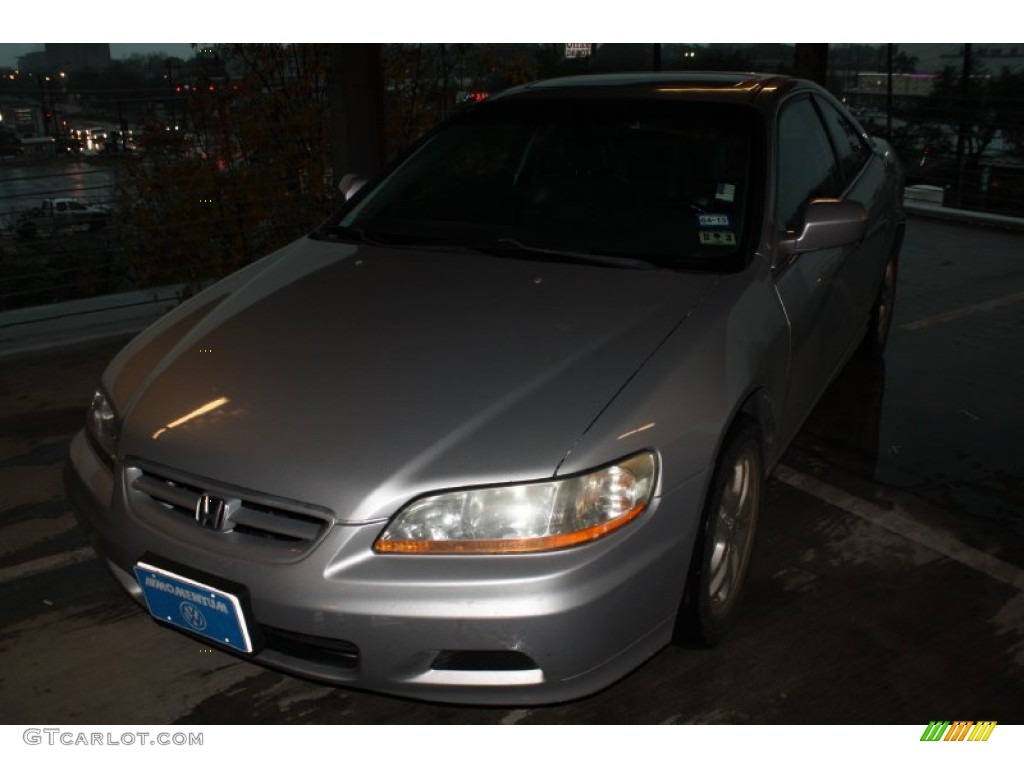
left=374, top=452, right=657, bottom=554
left=86, top=388, right=120, bottom=467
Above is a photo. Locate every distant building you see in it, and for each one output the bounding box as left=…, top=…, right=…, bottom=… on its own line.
left=192, top=44, right=231, bottom=81
left=7, top=104, right=45, bottom=139
left=939, top=44, right=1024, bottom=73
left=17, top=50, right=49, bottom=73
left=45, top=43, right=111, bottom=73
left=194, top=45, right=221, bottom=62
left=899, top=43, right=1024, bottom=74
left=746, top=43, right=793, bottom=72
left=856, top=72, right=937, bottom=97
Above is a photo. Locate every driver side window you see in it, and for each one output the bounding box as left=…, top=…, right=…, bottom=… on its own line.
left=776, top=96, right=842, bottom=231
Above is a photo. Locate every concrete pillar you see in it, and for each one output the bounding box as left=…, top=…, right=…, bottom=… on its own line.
left=327, top=44, right=386, bottom=189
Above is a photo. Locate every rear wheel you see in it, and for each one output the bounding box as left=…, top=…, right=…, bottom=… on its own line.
left=676, top=420, right=763, bottom=646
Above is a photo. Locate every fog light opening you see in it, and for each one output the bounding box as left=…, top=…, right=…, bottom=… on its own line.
left=431, top=650, right=539, bottom=672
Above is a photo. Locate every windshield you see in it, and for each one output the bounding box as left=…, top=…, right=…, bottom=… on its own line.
left=328, top=98, right=762, bottom=271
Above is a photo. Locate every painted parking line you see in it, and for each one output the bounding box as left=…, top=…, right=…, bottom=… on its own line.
left=0, top=546, right=96, bottom=587
left=775, top=464, right=1024, bottom=592
left=897, top=289, right=1024, bottom=332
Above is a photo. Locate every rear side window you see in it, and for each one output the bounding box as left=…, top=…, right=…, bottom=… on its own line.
left=776, top=96, right=842, bottom=230
left=815, top=97, right=872, bottom=184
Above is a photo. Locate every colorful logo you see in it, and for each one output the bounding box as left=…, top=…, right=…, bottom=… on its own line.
left=920, top=721, right=997, bottom=741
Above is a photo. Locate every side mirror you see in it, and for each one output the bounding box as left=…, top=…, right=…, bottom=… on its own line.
left=338, top=173, right=367, bottom=201
left=780, top=199, right=868, bottom=256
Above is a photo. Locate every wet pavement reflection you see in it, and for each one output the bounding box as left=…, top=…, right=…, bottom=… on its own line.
left=0, top=161, right=118, bottom=216
left=799, top=218, right=1024, bottom=553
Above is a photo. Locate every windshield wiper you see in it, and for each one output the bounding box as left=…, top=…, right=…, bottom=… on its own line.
left=319, top=227, right=684, bottom=271
left=320, top=226, right=475, bottom=251
left=487, top=238, right=662, bottom=270
left=320, top=224, right=393, bottom=246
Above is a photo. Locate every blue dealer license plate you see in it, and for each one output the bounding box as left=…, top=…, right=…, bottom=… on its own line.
left=134, top=562, right=253, bottom=653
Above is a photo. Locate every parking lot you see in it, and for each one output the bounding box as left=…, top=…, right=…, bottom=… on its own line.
left=1, top=215, right=1022, bottom=724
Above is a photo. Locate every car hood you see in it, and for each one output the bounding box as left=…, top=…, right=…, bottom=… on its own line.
left=111, top=237, right=718, bottom=522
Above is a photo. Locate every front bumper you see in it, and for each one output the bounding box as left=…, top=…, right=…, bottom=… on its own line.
left=65, top=431, right=706, bottom=705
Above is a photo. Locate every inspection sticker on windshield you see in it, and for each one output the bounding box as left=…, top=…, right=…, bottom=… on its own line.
left=715, top=183, right=736, bottom=203
left=134, top=561, right=253, bottom=653
left=699, top=230, right=737, bottom=246
left=697, top=213, right=731, bottom=228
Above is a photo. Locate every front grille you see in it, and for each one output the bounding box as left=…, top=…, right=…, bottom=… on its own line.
left=126, top=463, right=333, bottom=551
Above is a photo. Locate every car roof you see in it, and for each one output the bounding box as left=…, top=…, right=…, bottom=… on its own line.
left=491, top=71, right=811, bottom=108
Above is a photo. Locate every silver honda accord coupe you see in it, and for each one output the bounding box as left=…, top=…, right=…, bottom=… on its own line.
left=65, top=72, right=904, bottom=704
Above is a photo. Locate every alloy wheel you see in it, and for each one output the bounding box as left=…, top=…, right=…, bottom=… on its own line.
left=707, top=443, right=760, bottom=615
left=876, top=257, right=897, bottom=347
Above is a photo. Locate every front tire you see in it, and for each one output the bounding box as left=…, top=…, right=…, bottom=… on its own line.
left=860, top=248, right=899, bottom=358
left=676, top=420, right=763, bottom=646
